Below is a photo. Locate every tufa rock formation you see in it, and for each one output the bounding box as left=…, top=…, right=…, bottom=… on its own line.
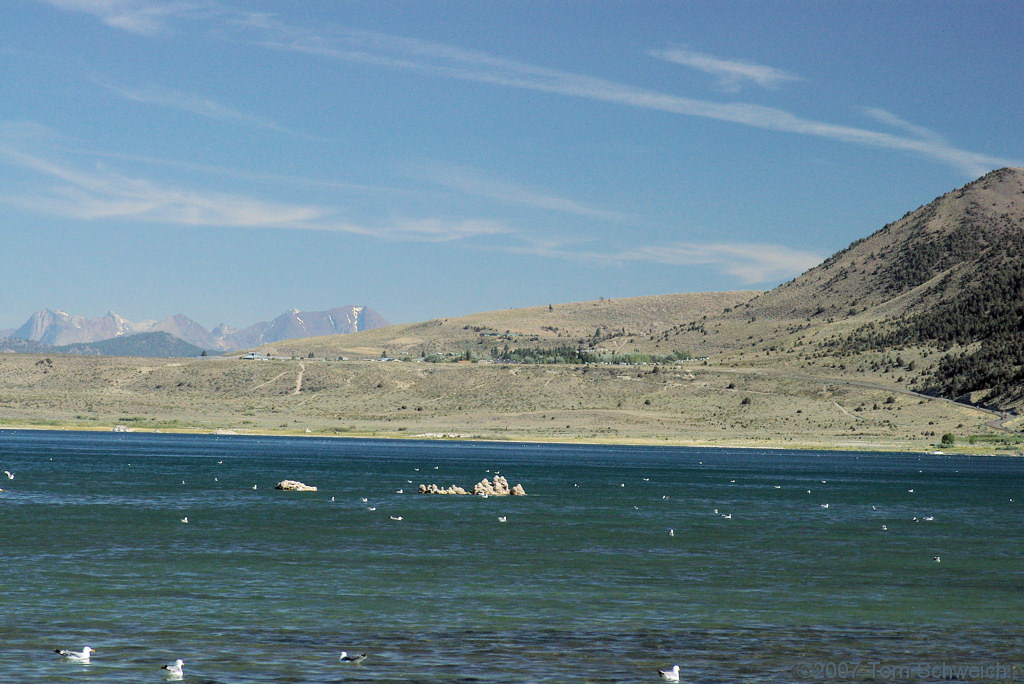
left=418, top=475, right=526, bottom=496
left=275, top=480, right=318, bottom=492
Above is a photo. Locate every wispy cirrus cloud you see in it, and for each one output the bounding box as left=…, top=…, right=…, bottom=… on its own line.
left=513, top=238, right=822, bottom=285
left=862, top=107, right=948, bottom=145
left=40, top=0, right=209, bottom=35
left=617, top=242, right=822, bottom=283
left=407, top=161, right=628, bottom=222
left=0, top=125, right=506, bottom=242
left=88, top=74, right=329, bottom=140
left=93, top=77, right=277, bottom=129
left=42, top=2, right=1016, bottom=176
left=648, top=46, right=803, bottom=91
left=234, top=20, right=1016, bottom=177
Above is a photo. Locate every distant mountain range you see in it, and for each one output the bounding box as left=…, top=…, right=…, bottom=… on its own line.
left=0, top=305, right=389, bottom=356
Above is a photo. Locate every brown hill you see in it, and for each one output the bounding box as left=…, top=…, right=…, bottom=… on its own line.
left=658, top=167, right=1024, bottom=410
left=254, top=291, right=759, bottom=360
left=253, top=169, right=1024, bottom=411
left=747, top=166, right=1024, bottom=322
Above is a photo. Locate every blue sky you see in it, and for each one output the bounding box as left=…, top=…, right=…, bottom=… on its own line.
left=1, top=1, right=1021, bottom=330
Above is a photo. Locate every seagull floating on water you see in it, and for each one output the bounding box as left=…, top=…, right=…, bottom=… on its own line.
left=161, top=658, right=184, bottom=679
left=55, top=646, right=94, bottom=662
left=658, top=664, right=681, bottom=681
left=669, top=529, right=675, bottom=537
left=339, top=651, right=367, bottom=664
left=3, top=470, right=14, bottom=480
left=498, top=516, right=507, bottom=523
left=933, top=556, right=941, bottom=563
left=181, top=516, right=188, bottom=524
left=390, top=515, right=403, bottom=521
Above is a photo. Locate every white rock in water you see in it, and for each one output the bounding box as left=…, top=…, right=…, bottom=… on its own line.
left=275, top=480, right=318, bottom=492
left=418, top=474, right=526, bottom=496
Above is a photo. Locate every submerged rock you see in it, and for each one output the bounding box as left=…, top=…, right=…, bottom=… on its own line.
left=275, top=480, right=318, bottom=492
left=418, top=474, right=526, bottom=496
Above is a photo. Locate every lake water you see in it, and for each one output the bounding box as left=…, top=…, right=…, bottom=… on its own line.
left=1, top=430, right=1022, bottom=682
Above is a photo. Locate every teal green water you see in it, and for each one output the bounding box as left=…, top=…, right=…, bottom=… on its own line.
left=1, top=431, right=1022, bottom=682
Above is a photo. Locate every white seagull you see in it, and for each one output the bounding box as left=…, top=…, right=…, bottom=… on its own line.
left=55, top=646, right=94, bottom=662
left=3, top=470, right=13, bottom=480
left=181, top=516, right=189, bottom=524
left=162, top=658, right=184, bottom=679
left=390, top=515, right=403, bottom=521
left=339, top=651, right=368, bottom=664
left=498, top=516, right=507, bottom=523
left=658, top=664, right=681, bottom=681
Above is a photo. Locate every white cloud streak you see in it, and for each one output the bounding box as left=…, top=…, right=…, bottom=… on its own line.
left=407, top=162, right=628, bottom=222
left=618, top=242, right=822, bottom=283
left=514, top=238, right=822, bottom=285
left=649, top=47, right=803, bottom=91
left=236, top=20, right=1016, bottom=177
left=41, top=0, right=207, bottom=35
left=0, top=130, right=506, bottom=242
left=93, top=77, right=278, bottom=129
left=862, top=107, right=947, bottom=145
left=42, top=2, right=1016, bottom=176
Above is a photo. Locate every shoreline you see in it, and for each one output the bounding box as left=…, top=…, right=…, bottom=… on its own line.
left=2, top=421, right=1018, bottom=458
